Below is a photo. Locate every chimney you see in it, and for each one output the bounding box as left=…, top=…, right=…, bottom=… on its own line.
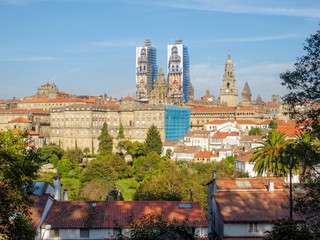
left=190, top=189, right=193, bottom=201
left=213, top=170, right=218, bottom=180
left=63, top=189, right=68, bottom=200
left=268, top=181, right=274, bottom=192
left=53, top=175, right=62, bottom=200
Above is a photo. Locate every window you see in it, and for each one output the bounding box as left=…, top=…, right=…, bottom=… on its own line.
left=249, top=223, right=258, bottom=232
left=80, top=229, right=89, bottom=238
left=50, top=229, right=59, bottom=238
left=136, top=130, right=139, bottom=136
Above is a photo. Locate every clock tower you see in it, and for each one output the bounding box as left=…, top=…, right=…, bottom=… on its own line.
left=219, top=50, right=238, bottom=107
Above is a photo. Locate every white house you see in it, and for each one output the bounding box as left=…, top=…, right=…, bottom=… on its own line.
left=173, top=146, right=201, bottom=162
left=162, top=140, right=183, bottom=157
left=207, top=175, right=305, bottom=239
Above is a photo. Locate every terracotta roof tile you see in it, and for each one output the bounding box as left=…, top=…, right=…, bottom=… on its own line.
left=213, top=191, right=304, bottom=223
left=8, top=117, right=32, bottom=123
left=194, top=151, right=214, bottom=158
left=211, top=132, right=228, bottom=139
left=163, top=140, right=179, bottom=146
left=43, top=201, right=208, bottom=229
left=216, top=178, right=285, bottom=191
left=174, top=146, right=201, bottom=153
left=31, top=195, right=50, bottom=229
left=276, top=126, right=304, bottom=137
left=235, top=152, right=254, bottom=162
left=122, top=96, right=137, bottom=101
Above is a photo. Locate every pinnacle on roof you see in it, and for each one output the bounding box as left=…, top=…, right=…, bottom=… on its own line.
left=228, top=49, right=231, bottom=60
left=256, top=94, right=263, bottom=103
left=242, top=82, right=251, bottom=94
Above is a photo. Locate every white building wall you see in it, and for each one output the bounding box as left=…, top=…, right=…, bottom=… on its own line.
left=224, top=223, right=272, bottom=237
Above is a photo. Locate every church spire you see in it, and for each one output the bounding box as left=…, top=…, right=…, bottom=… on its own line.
left=228, top=49, right=231, bottom=60
left=241, top=82, right=252, bottom=104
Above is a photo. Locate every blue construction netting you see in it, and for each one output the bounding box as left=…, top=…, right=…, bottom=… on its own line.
left=165, top=106, right=191, bottom=141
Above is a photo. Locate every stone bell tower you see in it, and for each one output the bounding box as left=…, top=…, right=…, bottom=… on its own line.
left=219, top=50, right=238, bottom=107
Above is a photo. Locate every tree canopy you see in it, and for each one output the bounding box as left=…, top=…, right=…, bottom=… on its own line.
left=0, top=129, right=41, bottom=240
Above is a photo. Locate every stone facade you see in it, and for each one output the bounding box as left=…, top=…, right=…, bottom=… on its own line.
left=219, top=51, right=238, bottom=107
left=149, top=67, right=169, bottom=105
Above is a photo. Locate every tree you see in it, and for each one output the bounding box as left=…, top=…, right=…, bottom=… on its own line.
left=250, top=130, right=289, bottom=176
left=37, top=143, right=64, bottom=163
left=117, top=123, right=124, bottom=139
left=144, top=125, right=162, bottom=155
left=249, top=127, right=262, bottom=135
left=98, top=122, right=113, bottom=156
left=269, top=121, right=278, bottom=129
left=0, top=129, right=41, bottom=240
left=65, top=147, right=84, bottom=164
left=264, top=218, right=316, bottom=240
left=57, top=156, right=72, bottom=178
left=83, top=147, right=90, bottom=162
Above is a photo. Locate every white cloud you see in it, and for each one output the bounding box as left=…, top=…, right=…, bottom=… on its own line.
left=0, top=56, right=57, bottom=61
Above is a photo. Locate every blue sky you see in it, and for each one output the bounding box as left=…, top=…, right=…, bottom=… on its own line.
left=0, top=0, right=319, bottom=101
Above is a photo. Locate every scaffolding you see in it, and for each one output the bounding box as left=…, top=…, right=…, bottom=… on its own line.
left=164, top=106, right=191, bottom=141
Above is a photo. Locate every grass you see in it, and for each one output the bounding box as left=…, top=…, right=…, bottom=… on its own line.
left=116, top=178, right=138, bottom=201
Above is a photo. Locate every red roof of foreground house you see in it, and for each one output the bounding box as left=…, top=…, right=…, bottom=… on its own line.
left=194, top=151, right=214, bottom=158
left=213, top=191, right=304, bottom=223
left=42, top=201, right=208, bottom=229
left=216, top=178, right=285, bottom=191
left=31, top=195, right=50, bottom=229
left=8, top=117, right=32, bottom=123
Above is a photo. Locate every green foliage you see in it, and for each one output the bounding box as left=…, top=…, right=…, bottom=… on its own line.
left=65, top=147, right=83, bottom=164
left=110, top=154, right=133, bottom=178
left=50, top=154, right=60, bottom=168
left=98, top=122, right=113, bottom=156
left=264, top=218, right=316, bottom=240
left=125, top=213, right=195, bottom=240
left=165, top=149, right=172, bottom=160
left=269, top=121, right=278, bottom=129
left=250, top=130, right=289, bottom=176
left=117, top=123, right=124, bottom=139
left=0, top=129, right=40, bottom=239
left=116, top=178, right=138, bottom=201
left=249, top=127, right=262, bottom=135
left=57, top=156, right=72, bottom=178
left=144, top=125, right=162, bottom=155
left=294, top=176, right=320, bottom=235
left=91, top=139, right=95, bottom=154
left=118, top=140, right=145, bottom=159
left=61, top=178, right=80, bottom=200
left=81, top=178, right=111, bottom=200
left=37, top=143, right=64, bottom=163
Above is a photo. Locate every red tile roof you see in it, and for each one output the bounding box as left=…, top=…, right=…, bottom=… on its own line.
left=163, top=140, right=179, bottom=146
left=206, top=119, right=258, bottom=125
left=194, top=151, right=214, bottom=158
left=8, top=117, right=32, bottom=123
left=276, top=126, right=304, bottom=137
left=42, top=201, right=208, bottom=229
left=213, top=191, right=304, bottom=223
left=185, top=102, right=205, bottom=107
left=211, top=132, right=228, bottom=139
left=174, top=146, right=201, bottom=153
left=27, top=130, right=40, bottom=135
left=31, top=195, right=50, bottom=229
left=216, top=178, right=285, bottom=191
left=122, top=96, right=137, bottom=101
left=41, top=83, right=52, bottom=87
left=235, top=152, right=254, bottom=162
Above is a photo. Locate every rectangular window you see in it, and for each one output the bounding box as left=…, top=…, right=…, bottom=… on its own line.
left=136, top=130, right=139, bottom=136
left=249, top=223, right=258, bottom=232
left=50, top=229, right=59, bottom=238
left=147, top=121, right=151, bottom=126
left=80, top=229, right=89, bottom=238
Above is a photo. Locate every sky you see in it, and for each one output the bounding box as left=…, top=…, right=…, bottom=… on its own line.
left=0, top=0, right=319, bottom=102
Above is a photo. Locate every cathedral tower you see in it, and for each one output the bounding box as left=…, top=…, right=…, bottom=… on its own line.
left=149, top=66, right=169, bottom=104
left=219, top=50, right=238, bottom=107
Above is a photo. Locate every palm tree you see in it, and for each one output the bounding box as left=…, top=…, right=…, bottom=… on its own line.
left=250, top=130, right=288, bottom=176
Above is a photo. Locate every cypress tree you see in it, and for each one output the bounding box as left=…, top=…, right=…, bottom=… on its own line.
left=144, top=125, right=162, bottom=155
left=117, top=123, right=124, bottom=139
left=98, top=122, right=113, bottom=156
